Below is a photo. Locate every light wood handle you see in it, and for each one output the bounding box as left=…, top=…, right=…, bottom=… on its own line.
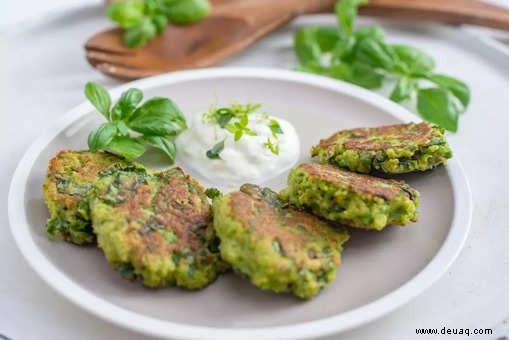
left=360, top=0, right=509, bottom=30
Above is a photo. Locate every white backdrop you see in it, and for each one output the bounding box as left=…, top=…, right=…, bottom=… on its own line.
left=2, top=1, right=509, bottom=340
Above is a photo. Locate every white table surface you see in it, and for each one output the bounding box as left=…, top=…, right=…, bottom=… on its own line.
left=2, top=2, right=509, bottom=339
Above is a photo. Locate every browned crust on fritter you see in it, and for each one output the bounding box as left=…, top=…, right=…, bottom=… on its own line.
left=44, top=150, right=121, bottom=210
left=228, top=190, right=338, bottom=259
left=317, top=122, right=433, bottom=152
left=115, top=167, right=212, bottom=262
left=298, top=163, right=413, bottom=200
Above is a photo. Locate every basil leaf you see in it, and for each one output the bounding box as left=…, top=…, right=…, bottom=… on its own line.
left=325, top=62, right=351, bottom=79
left=214, top=108, right=234, bottom=128
left=129, top=97, right=186, bottom=136
left=417, top=87, right=460, bottom=132
left=425, top=73, right=470, bottom=109
left=390, top=77, right=415, bottom=103
left=107, top=0, right=145, bottom=28
left=115, top=121, right=130, bottom=136
left=391, top=45, right=435, bottom=75
left=144, top=0, right=163, bottom=16
left=327, top=62, right=383, bottom=89
left=355, top=37, right=397, bottom=71
left=107, top=136, right=146, bottom=159
left=129, top=111, right=180, bottom=136
left=294, top=28, right=322, bottom=65
left=296, top=62, right=330, bottom=75
left=206, top=140, right=225, bottom=159
left=111, top=88, right=143, bottom=121
left=162, top=0, right=211, bottom=25
left=348, top=62, right=384, bottom=89
left=85, top=82, right=111, bottom=120
left=335, top=0, right=368, bottom=36
left=269, top=119, right=283, bottom=135
left=144, top=136, right=176, bottom=162
left=294, top=27, right=342, bottom=65
left=299, top=56, right=383, bottom=90
left=354, top=26, right=385, bottom=42
left=124, top=18, right=157, bottom=48
left=314, top=27, right=342, bottom=52
left=132, top=97, right=187, bottom=129
left=87, top=122, right=118, bottom=152
left=331, top=35, right=356, bottom=61
left=152, top=14, right=168, bottom=34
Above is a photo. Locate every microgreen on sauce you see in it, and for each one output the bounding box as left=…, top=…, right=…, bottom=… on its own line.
left=264, top=138, right=280, bottom=155
left=203, top=102, right=285, bottom=157
left=206, top=139, right=225, bottom=159
left=269, top=119, right=284, bottom=136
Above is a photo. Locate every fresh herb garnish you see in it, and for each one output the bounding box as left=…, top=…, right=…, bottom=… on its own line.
left=85, top=82, right=186, bottom=162
left=264, top=138, right=280, bottom=155
left=225, top=114, right=257, bottom=141
left=206, top=139, right=225, bottom=159
left=203, top=101, right=261, bottom=125
left=268, top=119, right=284, bottom=136
left=107, top=0, right=211, bottom=48
left=294, top=0, right=470, bottom=132
left=214, top=108, right=235, bottom=128
left=205, top=188, right=222, bottom=199
left=203, top=102, right=286, bottom=157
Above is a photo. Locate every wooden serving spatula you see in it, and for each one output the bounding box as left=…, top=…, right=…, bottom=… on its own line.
left=86, top=0, right=509, bottom=80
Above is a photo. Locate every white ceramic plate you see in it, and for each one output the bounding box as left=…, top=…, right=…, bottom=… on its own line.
left=8, top=68, right=471, bottom=340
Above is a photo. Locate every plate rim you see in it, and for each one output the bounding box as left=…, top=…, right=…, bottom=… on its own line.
left=8, top=67, right=472, bottom=340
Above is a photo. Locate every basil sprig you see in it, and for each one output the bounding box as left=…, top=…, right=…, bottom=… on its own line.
left=85, top=82, right=187, bottom=162
left=107, top=0, right=211, bottom=48
left=294, top=0, right=470, bottom=132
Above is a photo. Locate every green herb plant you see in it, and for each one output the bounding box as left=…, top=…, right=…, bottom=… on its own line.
left=107, top=0, right=211, bottom=48
left=85, top=82, right=187, bottom=162
left=203, top=103, right=284, bottom=159
left=294, top=0, right=470, bottom=132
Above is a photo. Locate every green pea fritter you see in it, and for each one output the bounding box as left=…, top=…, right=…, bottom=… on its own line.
left=42, top=150, right=129, bottom=245
left=90, top=165, right=228, bottom=289
left=311, top=122, right=452, bottom=174
left=281, top=163, right=419, bottom=231
left=213, top=184, right=350, bottom=299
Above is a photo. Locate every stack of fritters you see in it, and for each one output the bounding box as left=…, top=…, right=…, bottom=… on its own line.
left=281, top=163, right=419, bottom=231
left=42, top=151, right=227, bottom=290
left=41, top=121, right=451, bottom=299
left=42, top=150, right=130, bottom=245
left=312, top=122, right=452, bottom=174
left=280, top=122, right=451, bottom=231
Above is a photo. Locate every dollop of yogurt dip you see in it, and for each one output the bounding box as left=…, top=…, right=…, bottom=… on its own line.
left=176, top=103, right=300, bottom=184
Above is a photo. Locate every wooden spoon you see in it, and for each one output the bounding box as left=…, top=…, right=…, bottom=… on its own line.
left=86, top=0, right=337, bottom=79
left=86, top=0, right=509, bottom=80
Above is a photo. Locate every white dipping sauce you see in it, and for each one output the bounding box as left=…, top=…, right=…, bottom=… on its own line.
left=176, top=112, right=300, bottom=184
